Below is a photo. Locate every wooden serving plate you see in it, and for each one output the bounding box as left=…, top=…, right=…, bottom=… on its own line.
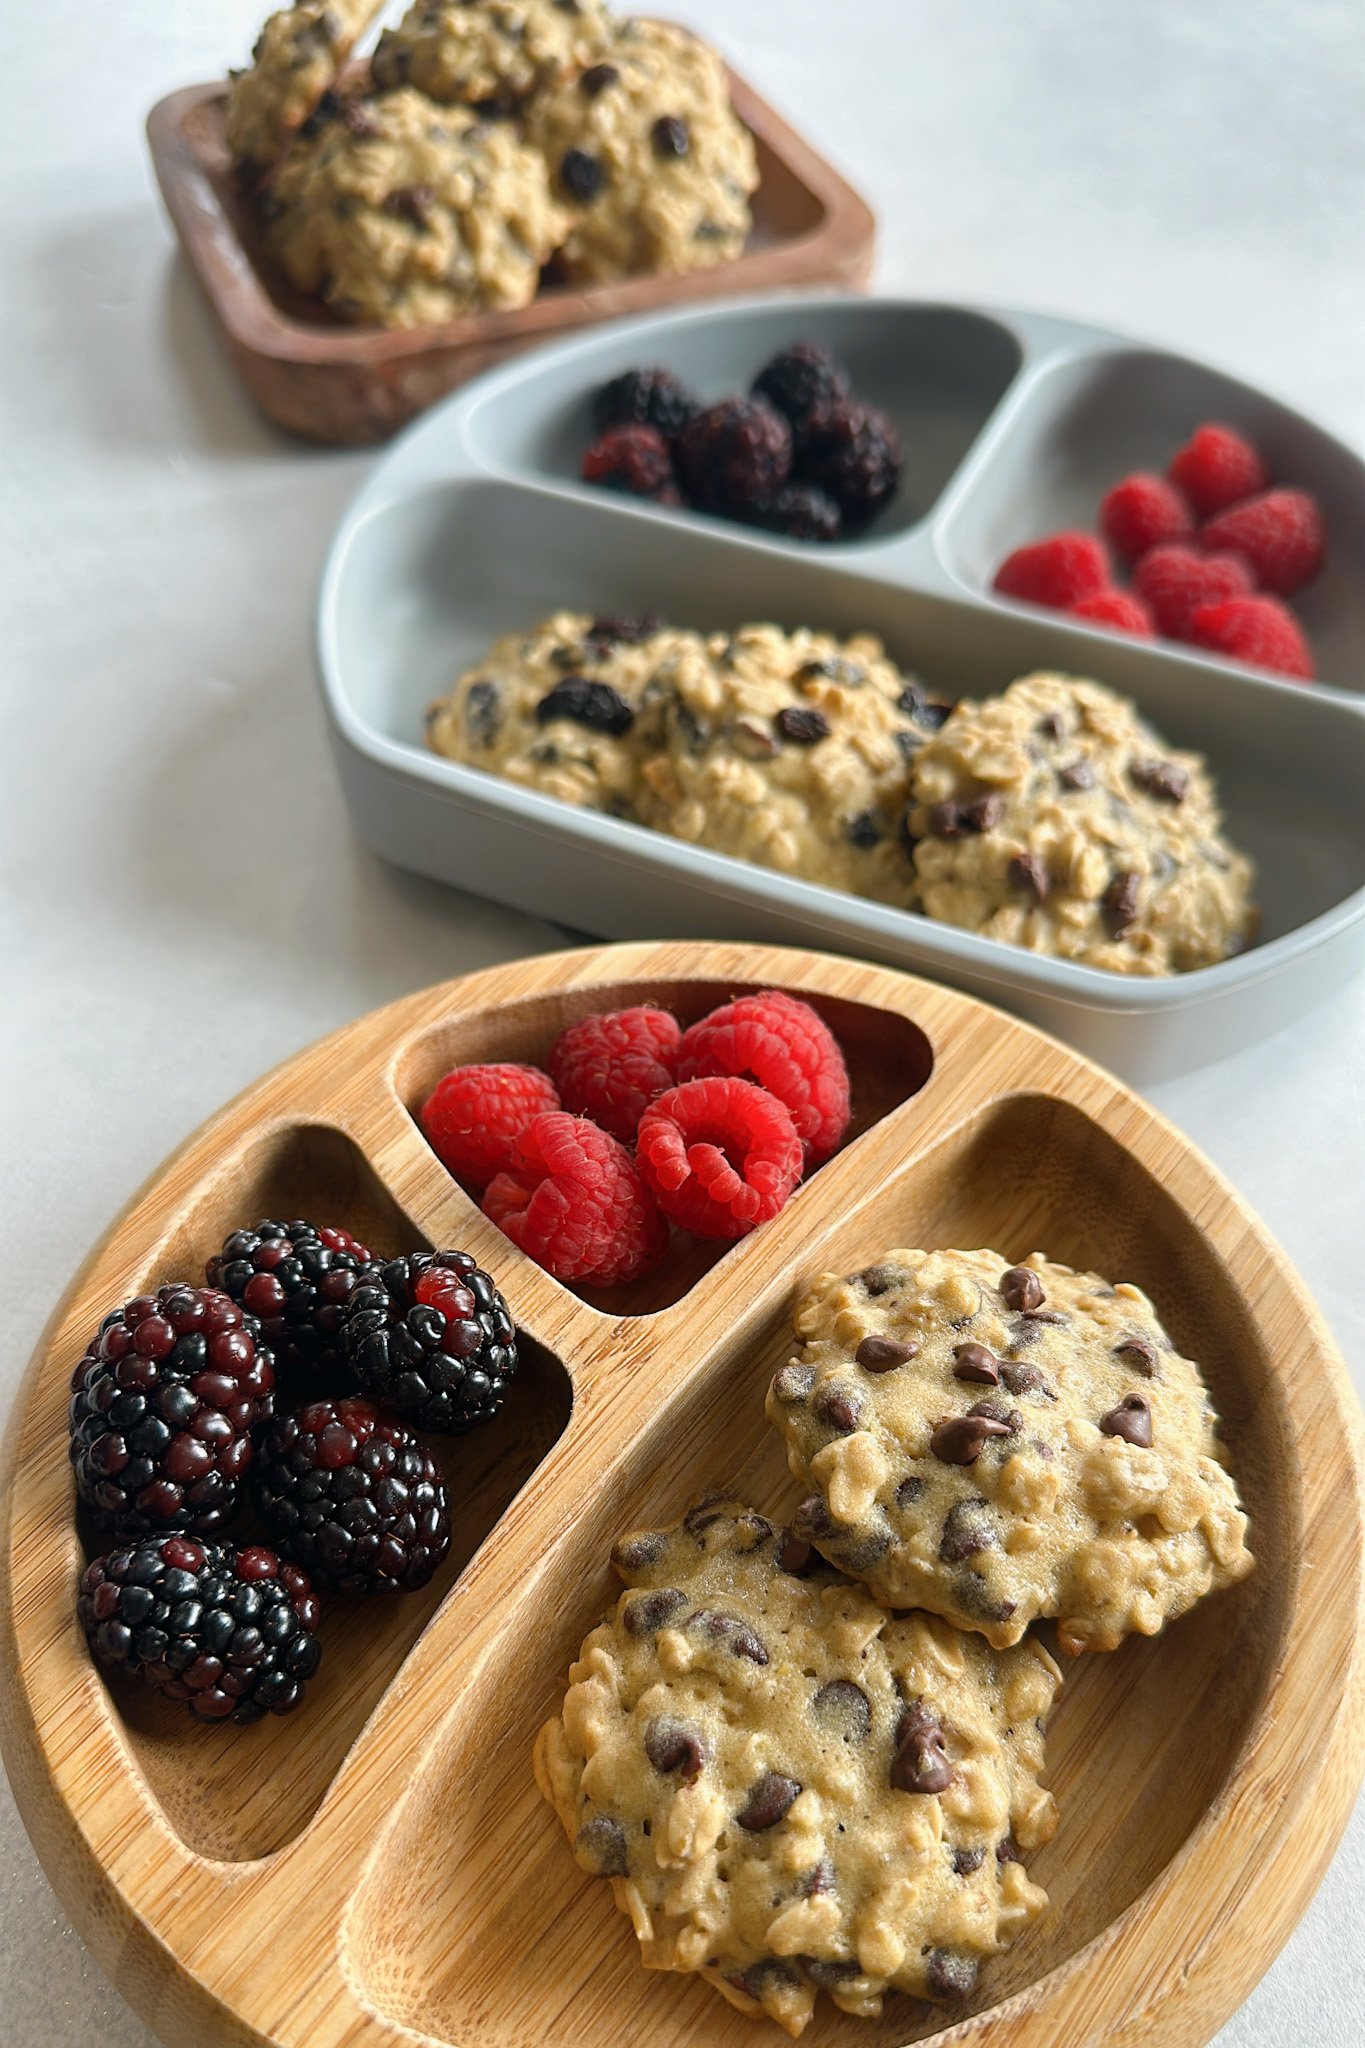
left=2, top=940, right=1363, bottom=2048
left=145, top=46, right=876, bottom=446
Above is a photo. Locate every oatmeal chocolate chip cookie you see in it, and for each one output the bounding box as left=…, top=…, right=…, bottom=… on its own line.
left=906, top=673, right=1255, bottom=976
left=226, top=0, right=384, bottom=181
left=527, top=19, right=758, bottom=282
left=371, top=0, right=608, bottom=111
left=264, top=87, right=566, bottom=326
left=769, top=1249, right=1253, bottom=1652
left=424, top=610, right=689, bottom=813
left=636, top=624, right=935, bottom=910
left=535, top=1497, right=1060, bottom=2036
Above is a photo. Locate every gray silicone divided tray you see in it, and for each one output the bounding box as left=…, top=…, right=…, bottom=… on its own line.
left=316, top=293, right=1365, bottom=1082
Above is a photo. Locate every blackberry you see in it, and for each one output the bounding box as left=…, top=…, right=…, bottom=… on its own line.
left=253, top=1397, right=451, bottom=1594
left=591, top=366, right=699, bottom=440
left=797, top=398, right=902, bottom=527
left=69, top=1286, right=274, bottom=1535
left=752, top=342, right=852, bottom=432
left=581, top=423, right=681, bottom=502
left=78, top=1535, right=321, bottom=1723
left=206, top=1218, right=380, bottom=1386
left=676, top=398, right=792, bottom=514
left=342, top=1251, right=517, bottom=1433
left=758, top=481, right=843, bottom=544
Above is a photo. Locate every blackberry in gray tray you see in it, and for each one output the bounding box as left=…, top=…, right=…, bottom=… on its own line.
left=341, top=1250, right=517, bottom=1433
left=77, top=1534, right=321, bottom=1723
left=253, top=1396, right=451, bottom=1594
left=69, top=1284, right=275, bottom=1535
left=797, top=396, right=902, bottom=527
left=591, top=365, right=699, bottom=440
left=752, top=341, right=852, bottom=434
left=676, top=396, right=793, bottom=512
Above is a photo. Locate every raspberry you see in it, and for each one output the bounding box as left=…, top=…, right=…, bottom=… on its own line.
left=78, top=1535, right=320, bottom=1723
left=581, top=424, right=680, bottom=502
left=1200, top=488, right=1326, bottom=596
left=758, top=482, right=843, bottom=543
left=253, top=1397, right=451, bottom=1593
left=1066, top=589, right=1156, bottom=637
left=483, top=1113, right=668, bottom=1287
left=751, top=342, right=852, bottom=432
left=420, top=1063, right=560, bottom=1188
left=796, top=398, right=901, bottom=527
left=636, top=1078, right=803, bottom=1240
left=69, top=1286, right=274, bottom=1535
left=1186, top=596, right=1315, bottom=680
left=676, top=398, right=793, bottom=514
left=1099, top=473, right=1193, bottom=560
left=993, top=532, right=1110, bottom=610
left=1168, top=423, right=1269, bottom=517
left=206, top=1219, right=379, bottom=1385
left=342, top=1251, right=518, bottom=1431
left=591, top=367, right=698, bottom=440
left=677, top=991, right=850, bottom=1167
left=546, top=1006, right=681, bottom=1144
left=1133, top=543, right=1254, bottom=639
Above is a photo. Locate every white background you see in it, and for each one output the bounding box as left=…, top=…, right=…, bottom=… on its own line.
left=1, top=2, right=1362, bottom=2041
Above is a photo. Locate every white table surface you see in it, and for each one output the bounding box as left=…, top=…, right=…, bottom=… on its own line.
left=2, top=1, right=1362, bottom=2040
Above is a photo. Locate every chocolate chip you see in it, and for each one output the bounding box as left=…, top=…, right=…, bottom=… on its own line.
left=772, top=1362, right=815, bottom=1402
left=338, top=97, right=380, bottom=138
left=575, top=1815, right=627, bottom=1876
left=967, top=1398, right=1021, bottom=1433
left=1008, top=852, right=1050, bottom=899
left=796, top=656, right=864, bottom=686
left=1130, top=756, right=1189, bottom=803
left=645, top=1716, right=706, bottom=1781
left=846, top=809, right=882, bottom=848
left=1000, top=1360, right=1056, bottom=1399
left=690, top=1609, right=770, bottom=1663
left=926, top=1949, right=979, bottom=1999
left=812, top=1679, right=871, bottom=1743
left=1000, top=1266, right=1045, bottom=1313
left=952, top=1845, right=986, bottom=1875
left=622, top=1587, right=686, bottom=1635
left=927, top=800, right=965, bottom=837
left=859, top=1264, right=902, bottom=1297
left=952, top=1343, right=1001, bottom=1385
left=1114, top=1334, right=1159, bottom=1376
left=817, top=1388, right=861, bottom=1432
left=792, top=1494, right=836, bottom=1542
left=463, top=678, right=501, bottom=747
left=559, top=147, right=604, bottom=201
left=938, top=1496, right=996, bottom=1562
left=778, top=1529, right=815, bottom=1575
left=891, top=1702, right=953, bottom=1794
left=1038, top=712, right=1066, bottom=740
left=610, top=1529, right=665, bottom=1573
left=737, top=1772, right=801, bottom=1831
left=682, top=1494, right=730, bottom=1537
left=1102, top=869, right=1141, bottom=937
left=801, top=1856, right=835, bottom=1897
left=963, top=794, right=1004, bottom=832
left=382, top=183, right=436, bottom=226
left=732, top=1511, right=777, bottom=1552
left=895, top=1473, right=923, bottom=1508
left=586, top=612, right=663, bottom=649
left=997, top=1833, right=1021, bottom=1864
left=536, top=676, right=634, bottom=735
left=801, top=1955, right=860, bottom=1988
left=930, top=1413, right=1012, bottom=1463
left=1100, top=1393, right=1153, bottom=1446
left=651, top=114, right=690, bottom=158
left=578, top=61, right=618, bottom=95
left=856, top=1334, right=919, bottom=1372
left=1059, top=757, right=1096, bottom=791
left=839, top=1525, right=892, bottom=1570
left=776, top=705, right=830, bottom=744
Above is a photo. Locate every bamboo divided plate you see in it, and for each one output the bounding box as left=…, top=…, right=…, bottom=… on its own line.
left=145, top=44, right=875, bottom=445
left=3, top=940, right=1364, bottom=2048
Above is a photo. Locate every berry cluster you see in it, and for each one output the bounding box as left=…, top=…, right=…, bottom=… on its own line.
left=420, top=991, right=852, bottom=1289
left=579, top=343, right=902, bottom=543
left=992, top=421, right=1324, bottom=680
left=72, top=1218, right=521, bottom=1729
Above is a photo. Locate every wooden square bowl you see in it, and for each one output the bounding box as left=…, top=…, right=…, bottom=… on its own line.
left=145, top=45, right=876, bottom=446
left=2, top=941, right=1362, bottom=2048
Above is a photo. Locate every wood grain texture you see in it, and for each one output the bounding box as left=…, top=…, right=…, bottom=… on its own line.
left=144, top=46, right=876, bottom=445
left=1, top=939, right=1362, bottom=2048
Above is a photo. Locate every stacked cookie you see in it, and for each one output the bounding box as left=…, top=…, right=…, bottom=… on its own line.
left=535, top=1247, right=1253, bottom=2034
left=223, top=0, right=757, bottom=326
left=426, top=610, right=1257, bottom=976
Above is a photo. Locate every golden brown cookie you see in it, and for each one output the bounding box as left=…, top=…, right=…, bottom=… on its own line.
left=371, top=0, right=608, bottom=110
left=535, top=1496, right=1061, bottom=2036
left=226, top=0, right=383, bottom=180
left=767, top=1248, right=1254, bottom=1652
